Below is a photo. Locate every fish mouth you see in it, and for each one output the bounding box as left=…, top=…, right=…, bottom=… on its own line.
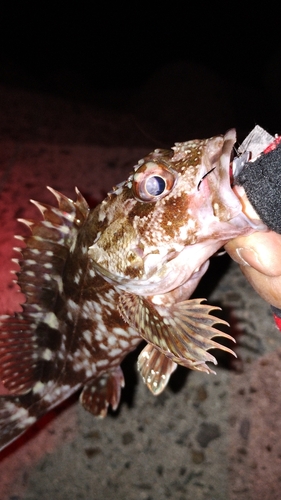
left=205, top=128, right=242, bottom=221
left=202, top=129, right=266, bottom=231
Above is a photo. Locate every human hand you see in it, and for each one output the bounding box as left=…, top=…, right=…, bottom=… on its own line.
left=224, top=186, right=281, bottom=309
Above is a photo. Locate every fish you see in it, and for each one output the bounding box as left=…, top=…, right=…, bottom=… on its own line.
left=0, top=128, right=259, bottom=452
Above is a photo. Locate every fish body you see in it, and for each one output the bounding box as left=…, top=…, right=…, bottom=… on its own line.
left=0, top=129, right=258, bottom=451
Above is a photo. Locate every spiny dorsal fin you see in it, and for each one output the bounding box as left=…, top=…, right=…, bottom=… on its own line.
left=0, top=189, right=90, bottom=394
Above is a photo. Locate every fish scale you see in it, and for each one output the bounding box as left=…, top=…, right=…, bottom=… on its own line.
left=0, top=129, right=259, bottom=451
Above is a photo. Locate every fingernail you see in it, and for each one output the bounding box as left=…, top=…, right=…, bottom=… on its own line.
left=236, top=247, right=260, bottom=267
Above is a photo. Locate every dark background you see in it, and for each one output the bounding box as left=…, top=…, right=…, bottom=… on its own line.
left=1, top=3, right=281, bottom=141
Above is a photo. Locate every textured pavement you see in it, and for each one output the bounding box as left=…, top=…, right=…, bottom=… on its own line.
left=0, top=69, right=281, bottom=500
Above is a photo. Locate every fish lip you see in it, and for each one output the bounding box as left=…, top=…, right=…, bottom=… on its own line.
left=201, top=129, right=245, bottom=223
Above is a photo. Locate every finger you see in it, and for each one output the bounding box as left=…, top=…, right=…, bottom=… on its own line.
left=225, top=231, right=281, bottom=277
left=239, top=266, right=281, bottom=309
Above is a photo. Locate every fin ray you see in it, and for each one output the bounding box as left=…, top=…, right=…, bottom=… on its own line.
left=119, top=294, right=235, bottom=374
left=0, top=189, right=90, bottom=394
left=80, top=367, right=125, bottom=417
left=138, top=344, right=177, bottom=395
left=0, top=316, right=39, bottom=394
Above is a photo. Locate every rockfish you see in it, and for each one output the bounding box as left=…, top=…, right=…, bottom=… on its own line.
left=0, top=129, right=259, bottom=451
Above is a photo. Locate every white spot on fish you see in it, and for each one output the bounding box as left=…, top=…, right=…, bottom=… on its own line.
left=43, top=312, right=59, bottom=329
left=5, top=403, right=37, bottom=428
left=119, top=339, right=129, bottom=349
left=42, top=220, right=58, bottom=229
left=213, top=202, right=219, bottom=215
left=42, top=382, right=76, bottom=404
left=96, top=359, right=109, bottom=368
left=42, top=348, right=53, bottom=361
left=109, top=348, right=122, bottom=357
left=67, top=310, right=73, bottom=321
left=108, top=335, right=117, bottom=346
left=82, top=346, right=92, bottom=358
left=67, top=298, right=80, bottom=311
left=58, top=224, right=70, bottom=234
left=53, top=275, right=63, bottom=293
left=83, top=330, right=92, bottom=344
left=26, top=270, right=35, bottom=277
left=33, top=381, right=45, bottom=394
left=112, top=327, right=128, bottom=337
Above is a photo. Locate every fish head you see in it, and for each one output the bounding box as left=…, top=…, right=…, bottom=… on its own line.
left=89, top=129, right=257, bottom=295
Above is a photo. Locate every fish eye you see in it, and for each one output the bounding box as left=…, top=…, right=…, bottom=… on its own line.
left=145, top=175, right=166, bottom=196
left=133, top=161, right=177, bottom=202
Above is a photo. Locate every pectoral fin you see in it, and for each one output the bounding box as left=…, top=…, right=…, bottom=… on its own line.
left=119, top=294, right=235, bottom=374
